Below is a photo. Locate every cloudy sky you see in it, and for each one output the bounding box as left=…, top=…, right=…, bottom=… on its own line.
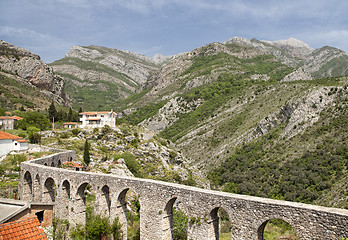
left=1, top=0, right=347, bottom=63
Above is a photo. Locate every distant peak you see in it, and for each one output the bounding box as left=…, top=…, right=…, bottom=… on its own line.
left=263, top=38, right=314, bottom=51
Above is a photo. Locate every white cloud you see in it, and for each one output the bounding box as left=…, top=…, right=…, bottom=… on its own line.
left=0, top=26, right=52, bottom=41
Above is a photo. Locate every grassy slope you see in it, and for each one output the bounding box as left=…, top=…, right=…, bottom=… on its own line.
left=0, top=72, right=52, bottom=110
left=208, top=85, right=347, bottom=207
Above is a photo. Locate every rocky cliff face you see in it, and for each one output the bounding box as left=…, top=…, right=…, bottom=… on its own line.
left=50, top=45, right=172, bottom=110
left=0, top=40, right=66, bottom=104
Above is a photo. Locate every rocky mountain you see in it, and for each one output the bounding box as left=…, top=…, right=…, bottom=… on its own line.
left=116, top=37, right=347, bottom=208
left=50, top=45, right=173, bottom=110
left=0, top=40, right=67, bottom=110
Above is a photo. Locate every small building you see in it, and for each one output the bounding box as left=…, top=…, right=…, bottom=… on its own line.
left=63, top=122, right=78, bottom=128
left=0, top=131, right=29, bottom=156
left=62, top=161, right=86, bottom=171
left=0, top=116, right=23, bottom=130
left=79, top=110, right=116, bottom=128
left=0, top=216, right=48, bottom=240
left=0, top=198, right=53, bottom=228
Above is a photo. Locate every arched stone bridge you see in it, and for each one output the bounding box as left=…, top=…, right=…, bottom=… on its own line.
left=20, top=150, right=348, bottom=239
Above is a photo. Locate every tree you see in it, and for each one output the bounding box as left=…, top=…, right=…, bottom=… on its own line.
left=27, top=127, right=41, bottom=144
left=68, top=107, right=73, bottom=122
left=48, top=101, right=57, bottom=122
left=18, top=111, right=50, bottom=130
left=83, top=139, right=91, bottom=166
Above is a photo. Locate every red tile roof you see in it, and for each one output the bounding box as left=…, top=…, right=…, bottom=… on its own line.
left=80, top=111, right=111, bottom=115
left=62, top=161, right=84, bottom=168
left=0, top=116, right=23, bottom=121
left=63, top=122, right=78, bottom=125
left=0, top=217, right=47, bottom=240
left=0, top=131, right=23, bottom=140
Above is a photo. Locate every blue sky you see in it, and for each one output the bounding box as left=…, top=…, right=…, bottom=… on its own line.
left=1, top=0, right=347, bottom=63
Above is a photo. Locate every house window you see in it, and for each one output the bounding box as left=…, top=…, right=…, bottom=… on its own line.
left=15, top=142, right=17, bottom=146
left=35, top=210, right=44, bottom=223
left=101, top=115, right=104, bottom=117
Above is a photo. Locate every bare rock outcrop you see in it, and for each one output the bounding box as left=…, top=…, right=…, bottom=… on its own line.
left=0, top=40, right=66, bottom=104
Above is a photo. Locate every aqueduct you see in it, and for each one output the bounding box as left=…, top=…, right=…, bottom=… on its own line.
left=20, top=150, right=348, bottom=239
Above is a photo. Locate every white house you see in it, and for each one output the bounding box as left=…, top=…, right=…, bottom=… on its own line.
left=79, top=110, right=116, bottom=128
left=0, top=116, right=23, bottom=130
left=0, top=131, right=29, bottom=156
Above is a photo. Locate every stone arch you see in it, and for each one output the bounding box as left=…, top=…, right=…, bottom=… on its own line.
left=73, top=182, right=95, bottom=226
left=22, top=171, right=32, bottom=201
left=33, top=174, right=41, bottom=202
left=162, top=197, right=177, bottom=239
left=257, top=217, right=298, bottom=240
left=61, top=180, right=71, bottom=218
left=43, top=177, right=56, bottom=202
left=99, top=185, right=111, bottom=217
left=58, top=160, right=62, bottom=167
left=51, top=162, right=55, bottom=167
left=116, top=188, right=141, bottom=240
left=208, top=207, right=232, bottom=239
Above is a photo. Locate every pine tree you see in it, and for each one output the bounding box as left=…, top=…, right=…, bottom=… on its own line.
left=83, top=139, right=91, bottom=166
left=68, top=108, right=73, bottom=122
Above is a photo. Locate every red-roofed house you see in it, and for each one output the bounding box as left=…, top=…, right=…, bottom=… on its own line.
left=62, top=161, right=86, bottom=171
left=79, top=110, right=116, bottom=128
left=0, top=131, right=29, bottom=156
left=0, top=116, right=23, bottom=130
left=0, top=216, right=47, bottom=240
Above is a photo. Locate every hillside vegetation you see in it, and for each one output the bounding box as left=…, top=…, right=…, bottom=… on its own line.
left=114, top=39, right=348, bottom=209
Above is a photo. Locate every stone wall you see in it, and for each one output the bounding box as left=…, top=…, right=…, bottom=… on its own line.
left=20, top=151, right=348, bottom=240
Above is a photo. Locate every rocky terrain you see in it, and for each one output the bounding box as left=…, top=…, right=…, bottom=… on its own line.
left=0, top=40, right=67, bottom=108
left=50, top=45, right=174, bottom=110
left=1, top=37, right=347, bottom=208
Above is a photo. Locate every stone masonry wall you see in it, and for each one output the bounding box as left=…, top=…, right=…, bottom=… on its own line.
left=20, top=151, right=348, bottom=240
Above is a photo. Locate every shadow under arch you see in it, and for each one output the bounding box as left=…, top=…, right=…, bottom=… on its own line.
left=209, top=207, right=232, bottom=240
left=116, top=188, right=141, bottom=240
left=162, top=197, right=177, bottom=239
left=97, top=184, right=111, bottom=217
left=43, top=177, right=56, bottom=202
left=73, top=181, right=95, bottom=226
left=61, top=180, right=71, bottom=218
left=257, top=218, right=298, bottom=240
left=33, top=174, right=41, bottom=202
left=22, top=171, right=32, bottom=201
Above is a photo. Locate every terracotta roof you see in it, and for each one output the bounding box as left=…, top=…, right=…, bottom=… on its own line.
left=63, top=122, right=78, bottom=125
left=16, top=139, right=29, bottom=143
left=0, top=216, right=47, bottom=240
left=79, top=111, right=111, bottom=115
left=62, top=161, right=84, bottom=168
left=0, top=116, right=23, bottom=121
left=0, top=131, right=22, bottom=140
left=10, top=116, right=23, bottom=121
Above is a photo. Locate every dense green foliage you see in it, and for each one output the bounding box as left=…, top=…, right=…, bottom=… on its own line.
left=208, top=97, right=348, bottom=206
left=70, top=208, right=123, bottom=240
left=172, top=208, right=188, bottom=240
left=18, top=111, right=51, bottom=130
left=264, top=219, right=298, bottom=240
left=118, top=100, right=167, bottom=125
left=114, top=152, right=139, bottom=176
